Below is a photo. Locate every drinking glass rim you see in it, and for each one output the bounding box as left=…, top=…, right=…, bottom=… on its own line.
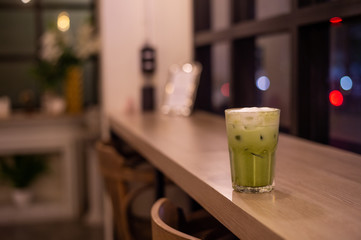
left=225, top=107, right=280, bottom=114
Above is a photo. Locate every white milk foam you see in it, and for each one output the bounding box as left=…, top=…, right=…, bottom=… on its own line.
left=226, top=107, right=277, bottom=113
left=225, top=107, right=280, bottom=127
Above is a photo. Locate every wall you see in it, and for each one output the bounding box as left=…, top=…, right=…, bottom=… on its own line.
left=99, top=0, right=193, bottom=139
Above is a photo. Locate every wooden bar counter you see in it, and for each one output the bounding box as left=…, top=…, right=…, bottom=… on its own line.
left=109, top=111, right=361, bottom=240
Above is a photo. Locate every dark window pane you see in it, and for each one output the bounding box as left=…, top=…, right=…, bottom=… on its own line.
left=232, top=0, right=254, bottom=23
left=298, top=23, right=330, bottom=144
left=0, top=10, right=36, bottom=55
left=193, top=0, right=210, bottom=32
left=0, top=61, right=41, bottom=109
left=255, top=33, right=291, bottom=131
left=232, top=37, right=256, bottom=107
left=329, top=18, right=361, bottom=154
left=232, top=33, right=291, bottom=131
left=299, top=0, right=333, bottom=8
left=194, top=45, right=212, bottom=112
left=83, top=59, right=98, bottom=106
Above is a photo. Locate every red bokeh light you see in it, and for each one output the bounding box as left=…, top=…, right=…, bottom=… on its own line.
left=221, top=82, right=230, bottom=97
left=330, top=17, right=342, bottom=24
left=329, top=90, right=343, bottom=106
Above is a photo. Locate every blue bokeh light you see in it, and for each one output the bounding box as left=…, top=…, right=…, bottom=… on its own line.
left=340, top=76, right=353, bottom=91
left=256, top=76, right=270, bottom=91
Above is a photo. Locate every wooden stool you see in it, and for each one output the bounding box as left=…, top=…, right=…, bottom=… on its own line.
left=96, top=141, right=155, bottom=240
left=151, top=198, right=238, bottom=240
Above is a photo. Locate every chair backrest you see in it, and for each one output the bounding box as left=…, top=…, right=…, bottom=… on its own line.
left=151, top=198, right=201, bottom=240
left=96, top=141, right=154, bottom=240
left=96, top=141, right=154, bottom=183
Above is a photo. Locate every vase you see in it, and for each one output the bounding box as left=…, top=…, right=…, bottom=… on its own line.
left=41, top=91, right=66, bottom=115
left=65, top=65, right=83, bottom=114
left=12, top=189, right=33, bottom=208
left=0, top=96, right=11, bottom=118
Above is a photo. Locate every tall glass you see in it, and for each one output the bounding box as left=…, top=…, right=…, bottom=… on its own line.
left=225, top=107, right=280, bottom=193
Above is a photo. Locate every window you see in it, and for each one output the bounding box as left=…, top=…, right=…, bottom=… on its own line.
left=255, top=33, right=291, bottom=131
left=193, top=0, right=361, bottom=154
left=329, top=17, right=361, bottom=153
left=0, top=0, right=97, bottom=109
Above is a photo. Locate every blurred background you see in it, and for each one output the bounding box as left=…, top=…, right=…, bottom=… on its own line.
left=0, top=0, right=360, bottom=239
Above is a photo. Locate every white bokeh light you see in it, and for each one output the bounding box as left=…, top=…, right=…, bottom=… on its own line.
left=57, top=12, right=70, bottom=32
left=182, top=63, right=193, bottom=73
left=256, top=76, right=270, bottom=91
left=340, top=76, right=353, bottom=91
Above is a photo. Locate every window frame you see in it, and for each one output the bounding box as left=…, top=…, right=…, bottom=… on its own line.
left=193, top=0, right=361, bottom=152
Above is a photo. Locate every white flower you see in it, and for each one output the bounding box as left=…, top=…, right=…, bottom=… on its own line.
left=40, top=30, right=62, bottom=63
left=75, top=22, right=100, bottom=60
left=39, top=22, right=99, bottom=64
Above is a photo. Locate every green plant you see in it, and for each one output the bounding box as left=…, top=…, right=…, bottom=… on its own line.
left=32, top=20, right=99, bottom=92
left=33, top=52, right=79, bottom=91
left=0, top=155, right=48, bottom=189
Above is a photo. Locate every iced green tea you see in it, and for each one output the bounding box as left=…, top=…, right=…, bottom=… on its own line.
left=225, top=107, right=280, bottom=193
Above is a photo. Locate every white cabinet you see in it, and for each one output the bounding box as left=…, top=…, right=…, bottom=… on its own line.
left=0, top=113, right=88, bottom=223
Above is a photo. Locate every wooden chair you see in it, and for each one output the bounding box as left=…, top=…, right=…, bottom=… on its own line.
left=96, top=141, right=155, bottom=240
left=151, top=198, right=238, bottom=240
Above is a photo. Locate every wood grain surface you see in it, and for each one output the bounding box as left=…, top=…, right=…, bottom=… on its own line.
left=109, top=111, right=361, bottom=240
